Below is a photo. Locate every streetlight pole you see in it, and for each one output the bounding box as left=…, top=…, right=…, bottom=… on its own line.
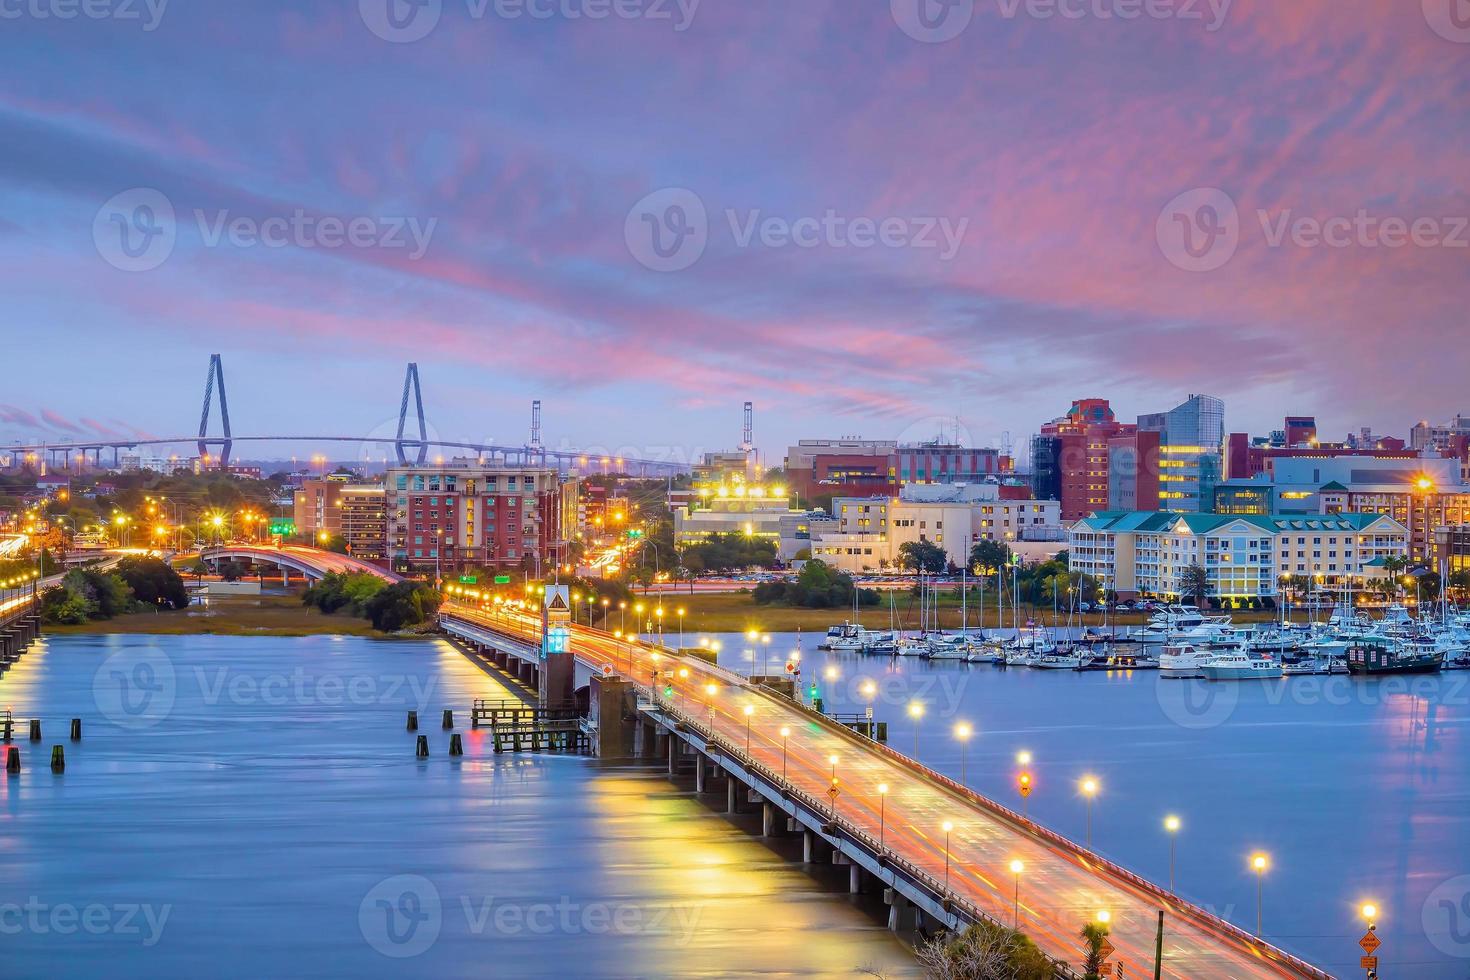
left=877, top=783, right=888, bottom=851
left=1081, top=777, right=1099, bottom=850
left=779, top=726, right=790, bottom=784
left=954, top=723, right=972, bottom=784
left=908, top=701, right=924, bottom=759
left=1251, top=853, right=1269, bottom=937
left=941, top=821, right=953, bottom=896
left=743, top=704, right=753, bottom=755
left=1165, top=815, right=1181, bottom=893
left=1009, top=860, right=1024, bottom=929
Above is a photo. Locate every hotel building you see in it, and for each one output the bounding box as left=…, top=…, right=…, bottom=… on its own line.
left=1068, top=511, right=1408, bottom=601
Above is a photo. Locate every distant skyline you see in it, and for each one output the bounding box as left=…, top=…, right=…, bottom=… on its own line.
left=2, top=1, right=1466, bottom=461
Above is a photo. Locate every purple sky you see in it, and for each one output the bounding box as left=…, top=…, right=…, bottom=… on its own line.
left=1, top=0, right=1467, bottom=465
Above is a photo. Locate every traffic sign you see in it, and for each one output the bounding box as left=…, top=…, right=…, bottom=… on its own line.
left=1099, top=939, right=1116, bottom=961
left=459, top=575, right=477, bottom=584
left=1359, top=956, right=1378, bottom=970
left=493, top=575, right=511, bottom=584
left=1019, top=784, right=1032, bottom=798
left=1359, top=931, right=1381, bottom=954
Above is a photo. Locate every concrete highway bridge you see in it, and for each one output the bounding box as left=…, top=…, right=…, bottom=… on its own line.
left=440, top=601, right=1332, bottom=980
left=198, top=545, right=401, bottom=584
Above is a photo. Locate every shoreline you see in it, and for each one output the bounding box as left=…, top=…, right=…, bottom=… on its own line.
left=41, top=594, right=405, bottom=639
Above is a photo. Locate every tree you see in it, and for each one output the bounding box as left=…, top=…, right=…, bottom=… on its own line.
left=916, top=920, right=1053, bottom=980
left=115, top=556, right=189, bottom=610
left=1081, top=922, right=1110, bottom=980
left=364, top=582, right=442, bottom=632
left=969, top=540, right=1012, bottom=575
left=752, top=560, right=879, bottom=610
left=898, top=540, right=949, bottom=574
left=1177, top=564, right=1210, bottom=605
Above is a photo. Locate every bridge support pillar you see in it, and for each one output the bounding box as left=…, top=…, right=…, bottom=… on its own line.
left=589, top=675, right=634, bottom=759
left=884, top=889, right=916, bottom=932
left=761, top=802, right=778, bottom=838
left=667, top=735, right=681, bottom=776
left=725, top=775, right=738, bottom=814
left=848, top=863, right=863, bottom=895
left=695, top=755, right=707, bottom=793
left=802, top=830, right=820, bottom=864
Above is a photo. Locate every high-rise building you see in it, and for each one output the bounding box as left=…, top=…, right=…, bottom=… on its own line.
left=1034, top=399, right=1160, bottom=522
left=386, top=460, right=578, bottom=576
left=1411, top=415, right=1470, bottom=453
left=1137, top=394, right=1225, bottom=514
left=339, top=485, right=387, bottom=561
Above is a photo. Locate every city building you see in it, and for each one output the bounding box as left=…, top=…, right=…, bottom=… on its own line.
left=1069, top=511, right=1408, bottom=601
left=1136, top=393, right=1224, bottom=515
left=339, top=484, right=387, bottom=561
left=808, top=483, right=1061, bottom=573
left=1432, top=526, right=1470, bottom=577
left=293, top=477, right=350, bottom=538
left=386, top=460, right=578, bottom=576
left=1033, top=398, right=1172, bottom=521
left=1411, top=415, right=1470, bottom=454
left=1224, top=428, right=1421, bottom=482
left=784, top=438, right=1011, bottom=501
left=691, top=450, right=756, bottom=483
left=672, top=481, right=819, bottom=561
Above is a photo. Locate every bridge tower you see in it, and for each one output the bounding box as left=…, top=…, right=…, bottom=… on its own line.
left=197, top=354, right=233, bottom=467
left=740, top=400, right=755, bottom=474
left=395, top=363, right=429, bottom=465
left=530, top=400, right=543, bottom=451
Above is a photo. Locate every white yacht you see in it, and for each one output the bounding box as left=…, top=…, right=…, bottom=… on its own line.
left=1202, top=647, right=1283, bottom=681
left=1033, top=650, right=1084, bottom=670
left=1158, top=643, right=1212, bottom=679
left=923, top=634, right=971, bottom=661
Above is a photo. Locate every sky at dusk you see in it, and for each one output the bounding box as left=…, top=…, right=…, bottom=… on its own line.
left=1, top=0, right=1467, bottom=466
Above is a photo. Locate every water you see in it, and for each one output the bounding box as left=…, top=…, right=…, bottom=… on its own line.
left=0, top=635, right=918, bottom=979
left=694, top=629, right=1470, bottom=977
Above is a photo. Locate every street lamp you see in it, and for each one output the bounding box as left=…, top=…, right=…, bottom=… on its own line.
left=1016, top=750, right=1032, bottom=766
left=877, top=783, right=889, bottom=851
left=828, top=754, right=840, bottom=822
left=941, top=821, right=954, bottom=895
left=954, top=722, right=973, bottom=784
left=1081, top=776, right=1099, bottom=850
left=1017, top=771, right=1033, bottom=818
left=1009, top=860, right=1024, bottom=929
left=860, top=679, right=877, bottom=739
left=1164, top=815, right=1181, bottom=893
left=677, top=606, right=686, bottom=648
left=1359, top=902, right=1379, bottom=977
left=778, top=726, right=790, bottom=783
left=1251, top=853, right=1269, bottom=937
left=908, top=700, right=925, bottom=759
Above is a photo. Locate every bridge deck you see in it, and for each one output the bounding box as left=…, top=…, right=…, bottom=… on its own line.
left=441, top=602, right=1329, bottom=980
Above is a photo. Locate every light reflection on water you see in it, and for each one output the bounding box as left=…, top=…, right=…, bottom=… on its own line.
left=0, top=634, right=918, bottom=979
left=687, top=629, right=1470, bottom=978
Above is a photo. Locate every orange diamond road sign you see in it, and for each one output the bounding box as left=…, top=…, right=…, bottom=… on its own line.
left=1359, top=956, right=1378, bottom=970
left=1099, top=939, right=1116, bottom=961
left=1359, top=931, right=1381, bottom=954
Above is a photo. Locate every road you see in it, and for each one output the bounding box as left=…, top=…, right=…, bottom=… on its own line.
left=443, top=601, right=1327, bottom=980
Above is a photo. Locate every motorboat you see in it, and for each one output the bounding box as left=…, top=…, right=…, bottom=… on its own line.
left=1158, top=643, right=1212, bottom=680
left=1201, top=647, right=1283, bottom=681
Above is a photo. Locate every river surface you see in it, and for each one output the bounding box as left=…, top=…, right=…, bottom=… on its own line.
left=0, top=634, right=918, bottom=979
left=682, top=629, right=1470, bottom=978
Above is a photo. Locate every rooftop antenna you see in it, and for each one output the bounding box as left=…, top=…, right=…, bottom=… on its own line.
left=531, top=400, right=543, bottom=451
